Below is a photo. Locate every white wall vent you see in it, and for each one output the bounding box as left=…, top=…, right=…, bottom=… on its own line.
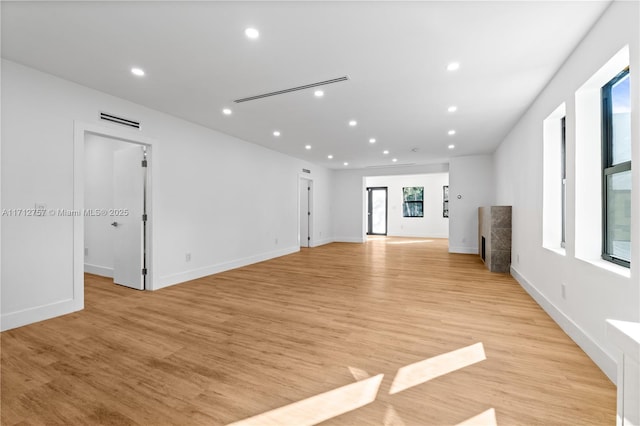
left=100, top=112, right=141, bottom=129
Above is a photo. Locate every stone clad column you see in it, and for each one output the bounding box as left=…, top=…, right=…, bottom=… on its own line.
left=478, top=206, right=512, bottom=273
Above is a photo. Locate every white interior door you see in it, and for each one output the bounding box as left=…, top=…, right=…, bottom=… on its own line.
left=113, top=145, right=145, bottom=290
left=300, top=179, right=310, bottom=248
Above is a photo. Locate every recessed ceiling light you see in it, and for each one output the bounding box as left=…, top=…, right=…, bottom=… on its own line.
left=131, top=67, right=145, bottom=77
left=222, top=108, right=232, bottom=115
left=369, top=138, right=376, bottom=144
left=383, top=150, right=389, bottom=155
left=448, top=144, right=455, bottom=149
left=448, top=106, right=458, bottom=112
left=245, top=28, right=260, bottom=39
left=448, top=130, right=456, bottom=135
left=314, top=90, right=324, bottom=97
left=305, top=145, right=311, bottom=150
left=447, top=62, right=460, bottom=71
left=328, top=155, right=333, bottom=159
left=273, top=131, right=281, bottom=137
left=349, top=120, right=357, bottom=127
left=343, top=162, right=349, bottom=166
left=392, top=158, right=398, bottom=162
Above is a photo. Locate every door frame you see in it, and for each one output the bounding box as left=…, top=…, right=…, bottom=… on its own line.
left=366, top=186, right=388, bottom=236
left=73, top=121, right=156, bottom=310
left=298, top=175, right=313, bottom=247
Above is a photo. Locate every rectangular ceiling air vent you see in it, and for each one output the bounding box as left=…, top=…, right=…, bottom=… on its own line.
left=100, top=112, right=141, bottom=129
left=234, top=76, right=349, bottom=103
left=364, top=163, right=417, bottom=169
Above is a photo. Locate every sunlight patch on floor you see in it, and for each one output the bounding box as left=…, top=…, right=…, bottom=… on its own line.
left=383, top=404, right=407, bottom=426
left=455, top=408, right=497, bottom=426
left=229, top=343, right=487, bottom=425
left=227, top=374, right=384, bottom=426
left=348, top=366, right=371, bottom=381
left=389, top=342, right=486, bottom=394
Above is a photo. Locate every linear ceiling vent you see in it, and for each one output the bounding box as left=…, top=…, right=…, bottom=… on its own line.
left=364, top=163, right=417, bottom=169
left=100, top=112, right=141, bottom=129
left=234, top=76, right=349, bottom=103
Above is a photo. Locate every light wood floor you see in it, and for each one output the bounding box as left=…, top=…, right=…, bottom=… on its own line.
left=1, top=238, right=615, bottom=425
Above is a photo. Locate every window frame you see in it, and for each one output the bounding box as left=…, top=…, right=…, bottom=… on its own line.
left=402, top=187, right=424, bottom=218
left=561, top=116, right=566, bottom=248
left=601, top=67, right=631, bottom=268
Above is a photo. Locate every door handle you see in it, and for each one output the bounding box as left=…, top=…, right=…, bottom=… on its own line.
left=111, top=222, right=119, bottom=227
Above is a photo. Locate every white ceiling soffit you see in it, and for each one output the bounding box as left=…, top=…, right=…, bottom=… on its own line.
left=0, top=1, right=612, bottom=169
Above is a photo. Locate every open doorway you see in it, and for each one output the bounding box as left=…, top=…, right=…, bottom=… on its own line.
left=299, top=177, right=313, bottom=248
left=84, top=134, right=148, bottom=290
left=367, top=187, right=388, bottom=235
left=73, top=121, right=155, bottom=307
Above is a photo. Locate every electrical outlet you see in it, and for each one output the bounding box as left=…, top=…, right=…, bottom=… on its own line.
left=517, top=254, right=520, bottom=264
left=561, top=283, right=566, bottom=299
left=275, top=238, right=278, bottom=245
left=185, top=253, right=191, bottom=262
left=84, top=248, right=88, bottom=256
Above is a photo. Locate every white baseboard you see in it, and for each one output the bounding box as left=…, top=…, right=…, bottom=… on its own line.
left=388, top=233, right=449, bottom=239
left=510, top=265, right=617, bottom=384
left=311, top=238, right=334, bottom=247
left=157, top=246, right=300, bottom=290
left=84, top=263, right=113, bottom=278
left=1, top=298, right=82, bottom=332
left=334, top=236, right=365, bottom=243
left=449, top=246, right=478, bottom=254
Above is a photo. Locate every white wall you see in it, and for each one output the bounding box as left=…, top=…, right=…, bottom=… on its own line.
left=84, top=135, right=132, bottom=277
left=448, top=155, right=495, bottom=254
left=0, top=59, right=333, bottom=330
left=365, top=173, right=449, bottom=238
left=332, top=164, right=449, bottom=243
left=493, top=0, right=639, bottom=383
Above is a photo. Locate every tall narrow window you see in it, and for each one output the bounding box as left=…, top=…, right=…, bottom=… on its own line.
left=601, top=68, right=631, bottom=267
left=561, top=116, right=566, bottom=248
left=542, top=103, right=566, bottom=253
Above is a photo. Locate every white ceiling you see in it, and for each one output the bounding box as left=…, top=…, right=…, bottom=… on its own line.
left=1, top=1, right=610, bottom=169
